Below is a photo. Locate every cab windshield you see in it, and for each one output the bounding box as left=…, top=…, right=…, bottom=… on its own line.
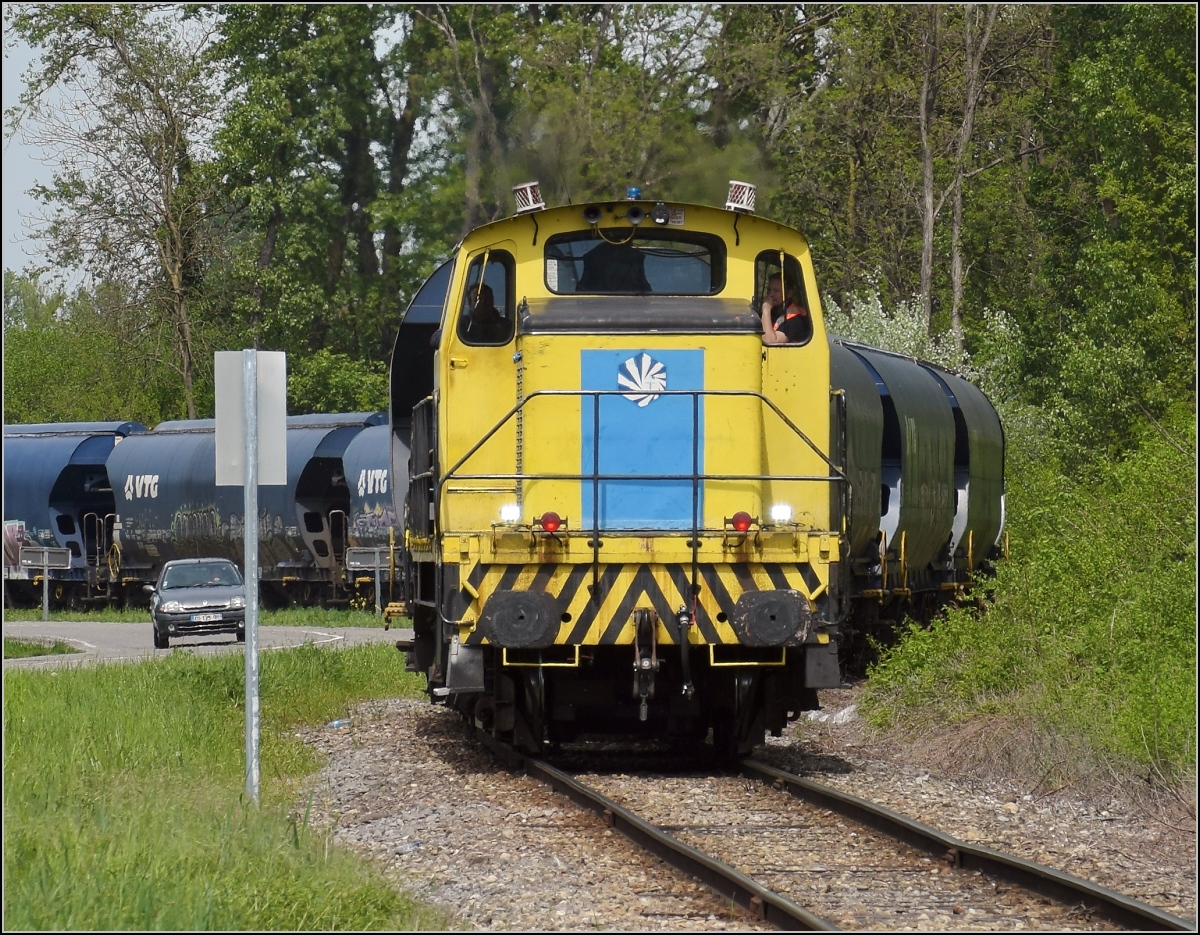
left=545, top=230, right=725, bottom=295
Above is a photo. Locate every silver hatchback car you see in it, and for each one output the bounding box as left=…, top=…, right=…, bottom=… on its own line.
left=146, top=558, right=247, bottom=648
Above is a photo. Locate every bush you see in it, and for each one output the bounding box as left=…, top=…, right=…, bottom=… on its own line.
left=862, top=405, right=1196, bottom=777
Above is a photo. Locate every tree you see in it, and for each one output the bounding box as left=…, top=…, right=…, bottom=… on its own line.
left=206, top=3, right=443, bottom=366
left=3, top=270, right=182, bottom=424
left=775, top=4, right=1052, bottom=348
left=1012, top=4, right=1195, bottom=463
left=4, top=3, right=226, bottom=418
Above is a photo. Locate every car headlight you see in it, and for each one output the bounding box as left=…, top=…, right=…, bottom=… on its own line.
left=228, top=596, right=246, bottom=609
left=160, top=600, right=184, bottom=613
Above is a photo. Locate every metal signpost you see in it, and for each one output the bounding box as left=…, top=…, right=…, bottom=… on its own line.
left=215, top=349, right=286, bottom=805
left=19, top=546, right=72, bottom=621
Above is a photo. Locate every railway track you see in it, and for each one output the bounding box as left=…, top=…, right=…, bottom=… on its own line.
left=478, top=731, right=1196, bottom=932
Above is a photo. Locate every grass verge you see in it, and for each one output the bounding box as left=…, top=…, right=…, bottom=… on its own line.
left=3, top=644, right=447, bottom=930
left=2, top=606, right=403, bottom=628
left=4, top=637, right=80, bottom=658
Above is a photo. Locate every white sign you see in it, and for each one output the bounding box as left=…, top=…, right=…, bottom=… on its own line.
left=214, top=351, right=288, bottom=486
left=20, top=547, right=72, bottom=569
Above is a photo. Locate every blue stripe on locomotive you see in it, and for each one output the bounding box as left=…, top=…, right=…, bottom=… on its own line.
left=580, top=349, right=704, bottom=530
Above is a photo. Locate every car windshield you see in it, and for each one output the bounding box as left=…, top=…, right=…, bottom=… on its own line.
left=162, top=563, right=241, bottom=589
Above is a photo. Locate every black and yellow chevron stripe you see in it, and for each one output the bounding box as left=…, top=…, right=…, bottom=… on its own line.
left=455, top=560, right=826, bottom=646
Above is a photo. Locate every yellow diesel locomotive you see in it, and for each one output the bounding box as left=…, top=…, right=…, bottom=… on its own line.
left=388, top=182, right=1004, bottom=759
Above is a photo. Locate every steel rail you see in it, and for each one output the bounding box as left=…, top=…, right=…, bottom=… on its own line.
left=740, top=758, right=1196, bottom=933
left=475, top=729, right=837, bottom=931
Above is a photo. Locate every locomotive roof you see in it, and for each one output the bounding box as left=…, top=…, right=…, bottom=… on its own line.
left=456, top=197, right=810, bottom=255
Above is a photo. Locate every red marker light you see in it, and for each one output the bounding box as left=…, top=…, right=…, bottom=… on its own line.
left=731, top=511, right=753, bottom=532
left=539, top=511, right=562, bottom=533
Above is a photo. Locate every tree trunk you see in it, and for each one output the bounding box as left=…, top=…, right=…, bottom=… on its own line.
left=175, top=296, right=195, bottom=420
left=919, top=7, right=941, bottom=328
left=948, top=4, right=998, bottom=353
left=252, top=202, right=282, bottom=346
left=464, top=106, right=487, bottom=233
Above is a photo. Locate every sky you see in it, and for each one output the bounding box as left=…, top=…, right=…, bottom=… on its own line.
left=3, top=36, right=44, bottom=276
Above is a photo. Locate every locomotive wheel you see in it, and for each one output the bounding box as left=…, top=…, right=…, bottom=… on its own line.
left=410, top=604, right=438, bottom=689
left=710, top=707, right=747, bottom=766
left=708, top=672, right=765, bottom=764
left=513, top=668, right=546, bottom=756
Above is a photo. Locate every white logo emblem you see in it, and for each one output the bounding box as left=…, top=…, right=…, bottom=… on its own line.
left=617, top=353, right=666, bottom=407
left=357, top=468, right=388, bottom=496
left=124, top=473, right=159, bottom=499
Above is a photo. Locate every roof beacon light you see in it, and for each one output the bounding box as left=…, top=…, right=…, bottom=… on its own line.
left=770, top=503, right=793, bottom=523
left=626, top=186, right=642, bottom=200
left=499, top=503, right=521, bottom=523
left=726, top=180, right=756, bottom=214
left=513, top=181, right=546, bottom=214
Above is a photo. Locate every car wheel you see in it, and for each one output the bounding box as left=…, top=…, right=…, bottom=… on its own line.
left=153, top=624, right=169, bottom=649
left=236, top=629, right=246, bottom=643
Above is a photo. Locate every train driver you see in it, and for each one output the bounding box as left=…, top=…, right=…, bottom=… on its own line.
left=461, top=283, right=512, bottom=344
left=759, top=272, right=811, bottom=345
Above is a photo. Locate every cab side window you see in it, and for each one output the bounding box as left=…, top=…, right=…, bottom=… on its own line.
left=457, top=251, right=515, bottom=346
left=754, top=251, right=812, bottom=346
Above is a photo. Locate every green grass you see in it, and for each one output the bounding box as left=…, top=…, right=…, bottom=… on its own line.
left=2, top=606, right=402, bottom=628
left=3, top=638, right=80, bottom=658
left=3, top=644, right=447, bottom=930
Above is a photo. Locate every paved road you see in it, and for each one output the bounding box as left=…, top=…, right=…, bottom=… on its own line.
left=3, top=620, right=414, bottom=670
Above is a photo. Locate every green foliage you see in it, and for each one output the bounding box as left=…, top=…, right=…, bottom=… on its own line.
left=1021, top=4, right=1195, bottom=463
left=823, top=287, right=970, bottom=373
left=208, top=3, right=430, bottom=366
left=3, top=272, right=183, bottom=424
left=840, top=6, right=1196, bottom=782
left=287, top=348, right=387, bottom=415
left=3, top=645, right=438, bottom=930
left=5, top=3, right=227, bottom=419
left=862, top=405, right=1197, bottom=775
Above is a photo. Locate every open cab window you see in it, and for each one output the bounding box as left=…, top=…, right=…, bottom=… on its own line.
left=755, top=250, right=812, bottom=346
left=457, top=251, right=516, bottom=346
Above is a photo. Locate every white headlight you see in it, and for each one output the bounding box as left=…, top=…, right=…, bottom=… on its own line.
left=229, top=596, right=246, bottom=609
left=499, top=504, right=521, bottom=523
left=160, top=600, right=184, bottom=613
left=770, top=503, right=793, bottom=523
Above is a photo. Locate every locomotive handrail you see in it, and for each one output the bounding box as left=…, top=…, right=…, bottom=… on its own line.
left=439, top=388, right=847, bottom=487
left=428, top=387, right=848, bottom=621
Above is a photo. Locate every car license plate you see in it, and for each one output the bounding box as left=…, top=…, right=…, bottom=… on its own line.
left=191, top=612, right=222, bottom=622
